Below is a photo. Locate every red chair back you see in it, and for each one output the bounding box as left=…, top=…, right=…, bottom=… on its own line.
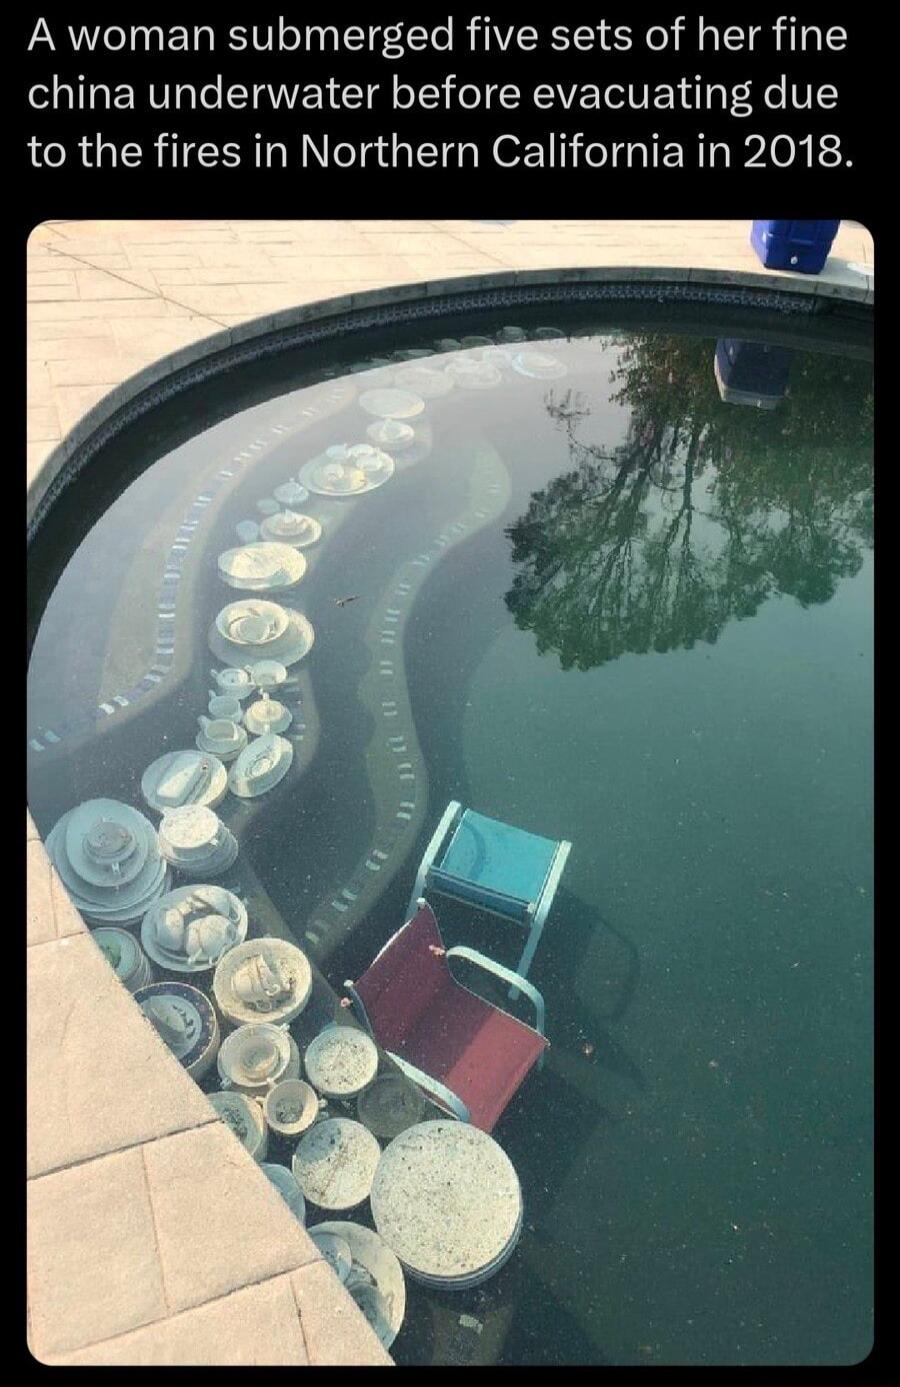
left=353, top=903, right=450, bottom=1052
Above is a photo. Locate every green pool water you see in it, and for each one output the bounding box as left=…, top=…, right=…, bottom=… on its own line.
left=27, top=309, right=873, bottom=1365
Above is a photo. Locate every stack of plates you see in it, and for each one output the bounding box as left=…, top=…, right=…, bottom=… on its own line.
left=217, top=541, right=306, bottom=592
left=299, top=445, right=394, bottom=497
left=134, top=980, right=220, bottom=1081
left=228, top=733, right=293, bottom=798
left=92, top=925, right=154, bottom=993
left=208, top=1090, right=268, bottom=1161
left=195, top=717, right=248, bottom=764
left=304, top=1025, right=379, bottom=1103
left=370, top=1121, right=524, bottom=1289
left=141, top=884, right=248, bottom=973
left=208, top=599, right=315, bottom=669
left=217, top=1022, right=301, bottom=1097
left=259, top=511, right=322, bottom=549
left=45, top=799, right=170, bottom=926
left=157, top=805, right=238, bottom=879
left=291, top=1118, right=381, bottom=1212
left=210, top=667, right=255, bottom=701
left=213, top=937, right=313, bottom=1027
left=260, top=1162, right=307, bottom=1224
left=357, top=388, right=425, bottom=420
left=141, top=750, right=228, bottom=814
left=308, top=1223, right=405, bottom=1350
left=243, top=694, right=292, bottom=737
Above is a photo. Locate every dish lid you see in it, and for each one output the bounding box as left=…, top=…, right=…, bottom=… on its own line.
left=228, top=733, right=293, bottom=797
left=141, top=750, right=228, bottom=813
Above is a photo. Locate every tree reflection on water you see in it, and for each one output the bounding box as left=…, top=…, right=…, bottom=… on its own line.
left=504, top=335, right=873, bottom=671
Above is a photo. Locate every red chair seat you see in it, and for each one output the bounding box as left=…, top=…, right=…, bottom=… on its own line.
left=352, top=903, right=547, bottom=1133
left=403, top=984, right=547, bottom=1133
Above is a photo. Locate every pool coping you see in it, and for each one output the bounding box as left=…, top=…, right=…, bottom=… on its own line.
left=26, top=256, right=873, bottom=1366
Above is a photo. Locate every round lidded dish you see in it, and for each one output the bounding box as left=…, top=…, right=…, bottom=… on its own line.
left=217, top=1022, right=301, bottom=1096
left=213, top=937, right=313, bottom=1027
left=134, top=980, right=220, bottom=1081
left=291, top=1118, right=381, bottom=1212
left=208, top=1089, right=268, bottom=1161
left=157, top=805, right=238, bottom=879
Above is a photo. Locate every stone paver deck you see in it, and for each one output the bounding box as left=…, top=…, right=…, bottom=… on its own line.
left=26, top=219, right=873, bottom=1365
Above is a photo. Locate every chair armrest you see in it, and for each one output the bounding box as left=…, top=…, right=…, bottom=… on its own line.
left=446, top=946, right=545, bottom=1035
left=386, top=1052, right=471, bottom=1124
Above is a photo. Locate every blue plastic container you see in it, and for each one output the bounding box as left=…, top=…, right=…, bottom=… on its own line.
left=750, top=219, right=840, bottom=274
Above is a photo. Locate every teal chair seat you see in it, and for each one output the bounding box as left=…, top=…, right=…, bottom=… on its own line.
left=406, top=802, right=571, bottom=993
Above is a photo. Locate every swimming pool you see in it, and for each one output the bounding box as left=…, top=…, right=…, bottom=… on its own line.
left=27, top=292, right=873, bottom=1365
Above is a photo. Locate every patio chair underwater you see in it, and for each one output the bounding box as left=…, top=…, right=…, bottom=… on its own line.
left=405, top=801, right=571, bottom=992
left=343, top=900, right=548, bottom=1133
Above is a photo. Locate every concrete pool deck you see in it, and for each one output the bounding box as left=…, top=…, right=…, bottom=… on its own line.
left=26, top=218, right=874, bottom=1365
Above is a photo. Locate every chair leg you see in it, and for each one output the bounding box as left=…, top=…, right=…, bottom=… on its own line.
left=509, top=916, right=544, bottom=1001
left=405, top=800, right=463, bottom=922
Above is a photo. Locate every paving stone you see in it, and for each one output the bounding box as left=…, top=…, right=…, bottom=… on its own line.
left=47, top=1276, right=309, bottom=1366
left=291, top=1261, right=393, bottom=1366
left=26, top=405, right=60, bottom=442
left=25, top=840, right=55, bottom=946
left=27, top=932, right=214, bottom=1178
left=27, top=1147, right=167, bottom=1358
left=143, top=1124, right=320, bottom=1313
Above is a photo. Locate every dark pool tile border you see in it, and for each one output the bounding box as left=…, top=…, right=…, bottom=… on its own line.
left=27, top=265, right=871, bottom=533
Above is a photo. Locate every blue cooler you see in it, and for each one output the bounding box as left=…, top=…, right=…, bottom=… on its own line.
left=750, top=219, right=840, bottom=274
